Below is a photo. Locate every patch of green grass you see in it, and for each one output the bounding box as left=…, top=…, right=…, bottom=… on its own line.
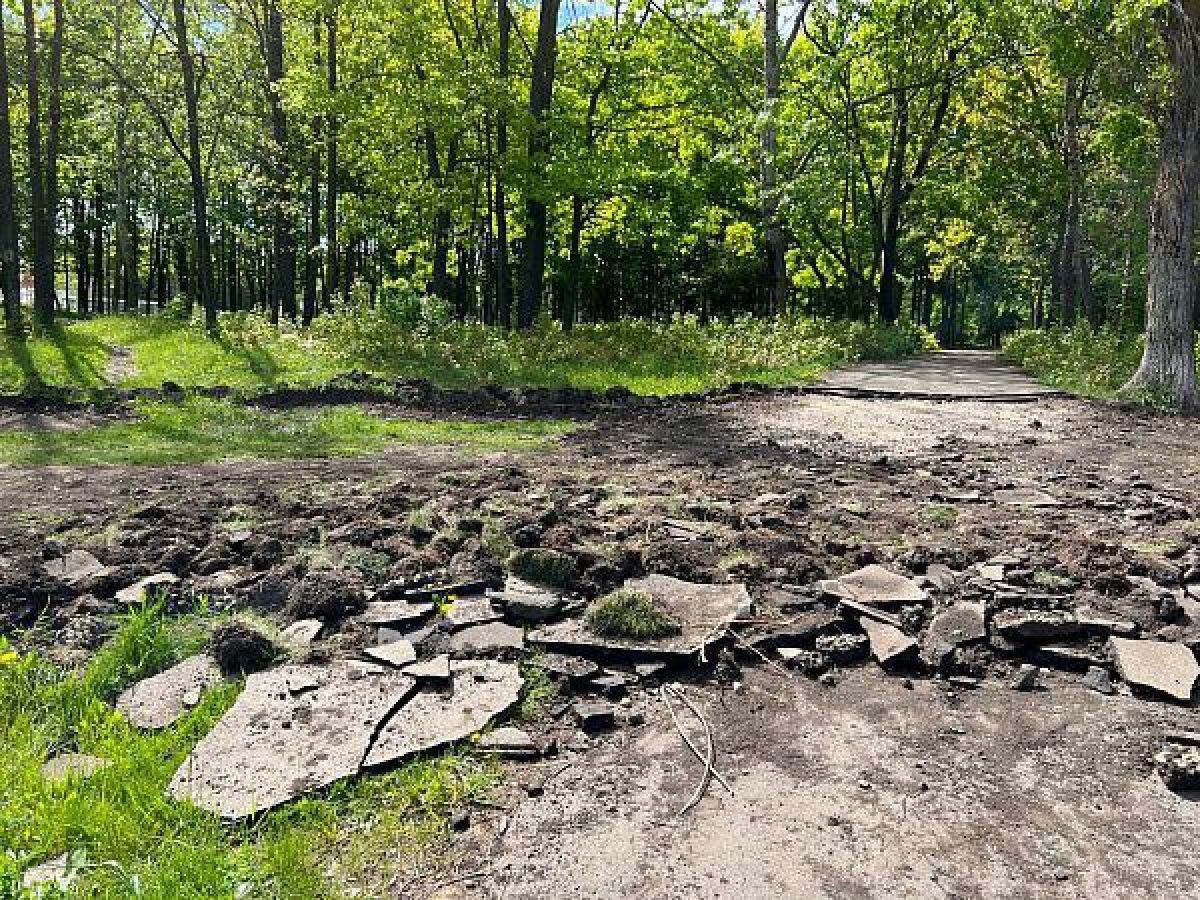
left=507, top=548, right=579, bottom=590
left=921, top=504, right=959, bottom=528
left=0, top=324, right=111, bottom=392
left=585, top=588, right=682, bottom=640
left=480, top=519, right=515, bottom=561
left=0, top=397, right=574, bottom=466
left=0, top=606, right=497, bottom=899
left=516, top=653, right=558, bottom=721
left=341, top=548, right=394, bottom=587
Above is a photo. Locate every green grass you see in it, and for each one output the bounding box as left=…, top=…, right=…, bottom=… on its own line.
left=1, top=311, right=934, bottom=397
left=0, top=397, right=574, bottom=466
left=1005, top=326, right=1200, bottom=406
left=585, top=588, right=682, bottom=640
left=0, top=606, right=498, bottom=899
left=507, top=548, right=579, bottom=590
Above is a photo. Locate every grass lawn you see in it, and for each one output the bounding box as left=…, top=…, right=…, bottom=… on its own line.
left=0, top=312, right=934, bottom=397
left=0, top=398, right=574, bottom=467
left=0, top=605, right=496, bottom=899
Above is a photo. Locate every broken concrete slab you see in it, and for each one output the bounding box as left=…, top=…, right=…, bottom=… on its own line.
left=1109, top=637, right=1200, bottom=702
left=494, top=576, right=566, bottom=624
left=992, top=609, right=1080, bottom=642
left=923, top=564, right=957, bottom=592
left=44, top=550, right=107, bottom=584
left=448, top=622, right=525, bottom=658
left=1081, top=666, right=1115, bottom=695
left=477, top=726, right=539, bottom=759
left=116, top=654, right=223, bottom=730
left=994, top=487, right=1062, bottom=508
left=529, top=575, right=749, bottom=663
left=923, top=600, right=987, bottom=665
left=170, top=663, right=416, bottom=819
left=1075, top=608, right=1138, bottom=638
left=1033, top=645, right=1105, bottom=672
left=402, top=654, right=452, bottom=684
left=1010, top=664, right=1040, bottom=691
left=858, top=617, right=918, bottom=669
left=363, top=639, right=417, bottom=669
left=279, top=618, right=324, bottom=646
left=115, top=572, right=180, bottom=606
left=21, top=854, right=73, bottom=894
left=357, top=601, right=434, bottom=628
left=748, top=609, right=841, bottom=650
left=443, top=595, right=503, bottom=630
left=538, top=652, right=601, bottom=683
left=40, top=753, right=110, bottom=783
left=819, top=565, right=926, bottom=608
left=573, top=701, right=617, bottom=732
left=364, top=660, right=523, bottom=768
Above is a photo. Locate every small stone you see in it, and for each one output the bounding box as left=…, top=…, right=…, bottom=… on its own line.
left=818, top=672, right=838, bottom=686
left=21, top=854, right=73, bottom=893
left=449, top=809, right=471, bottom=831
left=1081, top=666, right=1115, bottom=695
left=923, top=564, right=957, bottom=592
left=115, top=572, right=180, bottom=606
left=573, top=701, right=616, bottom=731
left=44, top=550, right=107, bottom=584
left=1009, top=664, right=1040, bottom=691
left=979, top=565, right=1005, bottom=582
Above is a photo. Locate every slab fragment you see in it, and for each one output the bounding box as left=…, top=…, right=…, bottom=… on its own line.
left=925, top=601, right=987, bottom=650
left=44, top=550, right=107, bottom=584
left=448, top=622, right=525, bottom=658
left=403, top=654, right=452, bottom=683
left=40, top=753, right=110, bottom=783
left=494, top=576, right=565, bottom=624
left=115, top=572, right=180, bottom=606
left=443, top=595, right=503, bottom=630
left=992, top=609, right=1079, bottom=642
left=364, top=639, right=417, bottom=669
left=538, top=652, right=600, bottom=683
left=279, top=619, right=324, bottom=646
left=170, top=663, right=415, bottom=819
left=364, top=660, right=522, bottom=768
left=478, top=726, right=539, bottom=759
left=357, top=601, right=434, bottom=628
left=820, top=565, right=926, bottom=608
left=994, top=488, right=1061, bottom=508
left=116, top=654, right=222, bottom=730
left=1109, top=637, right=1200, bottom=702
left=859, top=617, right=917, bottom=669
left=529, top=575, right=749, bottom=663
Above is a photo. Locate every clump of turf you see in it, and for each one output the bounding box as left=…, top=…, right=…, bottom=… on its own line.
left=585, top=588, right=681, bottom=640
left=207, top=619, right=278, bottom=676
left=507, top=548, right=579, bottom=590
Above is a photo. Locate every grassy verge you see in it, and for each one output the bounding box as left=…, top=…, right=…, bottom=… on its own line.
left=0, top=606, right=497, bottom=899
left=1005, top=326, right=1199, bottom=406
left=1, top=312, right=934, bottom=397
left=0, top=398, right=574, bottom=466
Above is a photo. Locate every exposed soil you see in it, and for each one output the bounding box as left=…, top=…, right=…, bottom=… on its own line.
left=3, top=353, right=1199, bottom=897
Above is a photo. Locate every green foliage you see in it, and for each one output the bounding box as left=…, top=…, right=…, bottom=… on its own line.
left=0, top=607, right=497, bottom=898
left=585, top=588, right=681, bottom=640
left=507, top=548, right=579, bottom=590
left=516, top=653, right=558, bottom=722
left=0, top=397, right=573, bottom=466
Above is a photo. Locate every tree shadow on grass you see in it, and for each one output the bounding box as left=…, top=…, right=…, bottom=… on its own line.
left=215, top=334, right=283, bottom=386
left=4, top=332, right=43, bottom=391
left=43, top=324, right=109, bottom=389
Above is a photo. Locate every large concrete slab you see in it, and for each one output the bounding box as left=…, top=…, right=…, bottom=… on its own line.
left=810, top=351, right=1063, bottom=401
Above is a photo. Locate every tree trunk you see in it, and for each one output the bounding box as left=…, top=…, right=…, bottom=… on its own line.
left=495, top=0, right=512, bottom=328
left=1123, top=0, right=1200, bottom=412
left=23, top=0, right=56, bottom=325
left=761, top=0, right=787, bottom=317
left=302, top=12, right=322, bottom=326
left=516, top=0, right=562, bottom=329
left=323, top=11, right=338, bottom=312
left=0, top=10, right=20, bottom=333
left=113, top=0, right=141, bottom=311
left=1059, top=73, right=1094, bottom=327
left=264, top=0, right=296, bottom=322
left=73, top=194, right=89, bottom=315
left=425, top=125, right=453, bottom=304
left=172, top=0, right=216, bottom=332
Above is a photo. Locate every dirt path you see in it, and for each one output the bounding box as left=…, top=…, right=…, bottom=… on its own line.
left=3, top=353, right=1199, bottom=898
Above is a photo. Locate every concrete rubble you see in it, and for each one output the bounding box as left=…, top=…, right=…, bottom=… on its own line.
left=116, top=654, right=223, bottom=730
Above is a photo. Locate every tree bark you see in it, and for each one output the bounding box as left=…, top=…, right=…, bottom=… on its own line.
left=172, top=0, right=217, bottom=332
left=113, top=0, right=141, bottom=311
left=1059, top=73, right=1094, bottom=327
left=303, top=11, right=322, bottom=326
left=516, top=0, right=562, bottom=329
left=0, top=10, right=21, bottom=333
left=761, top=0, right=787, bottom=316
left=1123, top=0, right=1200, bottom=412
left=323, top=11, right=339, bottom=312
left=495, top=0, right=512, bottom=328
left=264, top=0, right=296, bottom=322
left=23, top=0, right=56, bottom=325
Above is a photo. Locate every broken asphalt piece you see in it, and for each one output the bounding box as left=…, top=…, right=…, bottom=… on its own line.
left=858, top=617, right=918, bottom=670
left=538, top=652, right=601, bottom=683
left=448, top=622, right=525, bottom=659
left=40, top=753, right=111, bottom=783
left=1081, top=666, right=1115, bottom=695
left=43, top=550, right=107, bottom=584
left=364, top=660, right=523, bottom=768
left=779, top=647, right=827, bottom=672
left=1074, top=608, right=1138, bottom=638
left=924, top=600, right=987, bottom=655
left=923, top=564, right=957, bottom=592
left=1155, top=743, right=1200, bottom=791
left=279, top=618, right=323, bottom=646
left=357, top=601, right=434, bottom=628
left=115, top=572, right=180, bottom=606
left=170, top=663, right=416, bottom=819
left=477, top=726, right=539, bottom=760
left=529, top=575, right=749, bottom=663
left=402, top=654, right=452, bottom=684
left=748, top=609, right=841, bottom=650
left=443, top=595, right=503, bottom=630
left=493, top=576, right=565, bottom=624
left=573, top=701, right=617, bottom=732
left=1033, top=645, right=1105, bottom=672
left=1108, top=638, right=1200, bottom=702
left=815, top=633, right=869, bottom=665
left=992, top=609, right=1080, bottom=642
left=994, top=487, right=1062, bottom=508
left=363, top=639, right=417, bottom=669
left=1010, top=664, right=1040, bottom=691
left=116, top=654, right=223, bottom=730
left=819, top=565, right=926, bottom=609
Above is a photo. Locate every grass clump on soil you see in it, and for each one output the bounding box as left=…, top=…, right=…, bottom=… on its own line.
left=0, top=397, right=573, bottom=466
left=0, top=604, right=497, bottom=898
left=2, top=311, right=934, bottom=397
left=1005, top=326, right=1199, bottom=408
left=507, top=548, right=579, bottom=590
left=585, top=588, right=682, bottom=640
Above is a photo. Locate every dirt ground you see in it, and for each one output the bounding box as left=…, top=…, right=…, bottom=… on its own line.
left=3, top=354, right=1200, bottom=898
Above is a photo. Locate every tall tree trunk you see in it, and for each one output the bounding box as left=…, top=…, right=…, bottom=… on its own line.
left=761, top=0, right=787, bottom=317
left=516, top=0, right=562, bottom=329
left=323, top=11, right=338, bottom=312
left=74, top=195, right=89, bottom=315
left=172, top=0, right=217, bottom=332
left=425, top=125, right=453, bottom=304
left=44, top=0, right=63, bottom=312
left=565, top=193, right=583, bottom=329
left=113, top=0, right=140, bottom=311
left=303, top=12, right=322, bottom=326
left=23, top=0, right=55, bottom=325
left=495, top=0, right=512, bottom=328
left=1123, top=0, right=1200, bottom=412
left=0, top=10, right=21, bottom=333
left=1059, top=73, right=1094, bottom=327
left=264, top=0, right=296, bottom=322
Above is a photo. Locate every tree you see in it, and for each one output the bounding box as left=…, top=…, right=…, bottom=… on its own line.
left=23, top=0, right=57, bottom=325
left=263, top=0, right=297, bottom=322
left=1123, top=0, right=1200, bottom=411
left=0, top=7, right=20, bottom=333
